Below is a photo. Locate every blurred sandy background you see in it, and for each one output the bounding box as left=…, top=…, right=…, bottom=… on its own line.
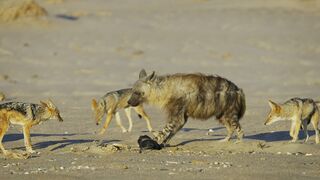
left=0, top=0, right=320, bottom=179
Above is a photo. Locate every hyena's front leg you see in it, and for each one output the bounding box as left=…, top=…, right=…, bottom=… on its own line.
left=23, top=125, right=35, bottom=153
left=154, top=114, right=188, bottom=145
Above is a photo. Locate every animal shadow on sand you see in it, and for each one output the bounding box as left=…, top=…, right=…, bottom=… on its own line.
left=174, top=129, right=316, bottom=146
left=174, top=127, right=227, bottom=146
left=245, top=130, right=315, bottom=142
left=3, top=133, right=77, bottom=142
left=4, top=133, right=120, bottom=151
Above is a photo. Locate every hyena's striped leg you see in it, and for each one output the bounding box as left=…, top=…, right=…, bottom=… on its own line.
left=219, top=119, right=233, bottom=142
left=133, top=106, right=153, bottom=132
left=0, top=115, right=9, bottom=155
left=310, top=111, right=319, bottom=144
left=115, top=111, right=128, bottom=133
left=233, top=119, right=244, bottom=142
left=23, top=125, right=35, bottom=153
left=154, top=115, right=188, bottom=145
left=124, top=108, right=133, bottom=132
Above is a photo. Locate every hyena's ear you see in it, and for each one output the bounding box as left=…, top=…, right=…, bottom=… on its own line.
left=268, top=100, right=278, bottom=110
left=146, top=71, right=156, bottom=82
left=92, top=99, right=98, bottom=110
left=139, top=69, right=147, bottom=79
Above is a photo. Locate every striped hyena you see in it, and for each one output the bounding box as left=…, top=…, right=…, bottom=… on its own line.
left=128, top=69, right=246, bottom=145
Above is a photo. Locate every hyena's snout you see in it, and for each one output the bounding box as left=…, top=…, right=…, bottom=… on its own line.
left=127, top=95, right=140, bottom=107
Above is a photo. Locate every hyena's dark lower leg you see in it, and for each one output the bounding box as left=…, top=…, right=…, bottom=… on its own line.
left=154, top=114, right=188, bottom=145
left=219, top=119, right=233, bottom=142
left=220, top=115, right=243, bottom=142
left=232, top=118, right=244, bottom=141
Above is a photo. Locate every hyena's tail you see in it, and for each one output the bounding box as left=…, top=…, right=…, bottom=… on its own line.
left=237, top=89, right=246, bottom=120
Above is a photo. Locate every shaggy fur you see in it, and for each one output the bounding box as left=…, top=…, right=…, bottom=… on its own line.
left=128, top=69, right=246, bottom=145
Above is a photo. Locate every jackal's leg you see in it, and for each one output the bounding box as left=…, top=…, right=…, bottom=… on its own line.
left=302, top=119, right=309, bottom=142
left=134, top=106, right=153, bottom=132
left=124, top=108, right=133, bottom=132
left=154, top=114, right=188, bottom=145
left=291, top=119, right=301, bottom=143
left=0, top=117, right=9, bottom=155
left=289, top=121, right=297, bottom=138
left=115, top=112, right=127, bottom=133
left=23, top=125, right=35, bottom=153
left=98, top=111, right=114, bottom=135
left=310, top=112, right=319, bottom=144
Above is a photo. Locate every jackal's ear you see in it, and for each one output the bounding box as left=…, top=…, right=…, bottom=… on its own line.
left=139, top=69, right=147, bottom=79
left=268, top=100, right=278, bottom=109
left=146, top=71, right=156, bottom=82
left=92, top=99, right=98, bottom=110
left=40, top=101, right=48, bottom=108
left=47, top=99, right=56, bottom=108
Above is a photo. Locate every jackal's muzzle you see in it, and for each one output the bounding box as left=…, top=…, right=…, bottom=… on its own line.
left=57, top=114, right=64, bottom=122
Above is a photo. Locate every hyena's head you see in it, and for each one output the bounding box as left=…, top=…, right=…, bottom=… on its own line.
left=128, top=69, right=156, bottom=107
left=264, top=100, right=283, bottom=125
left=40, top=99, right=63, bottom=122
left=91, top=98, right=105, bottom=125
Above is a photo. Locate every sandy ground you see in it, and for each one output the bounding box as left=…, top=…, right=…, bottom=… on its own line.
left=1, top=0, right=320, bottom=179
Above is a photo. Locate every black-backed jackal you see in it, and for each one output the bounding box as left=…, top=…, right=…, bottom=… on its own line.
left=91, top=88, right=153, bottom=135
left=128, top=69, right=246, bottom=145
left=265, top=98, right=319, bottom=144
left=0, top=100, right=63, bottom=159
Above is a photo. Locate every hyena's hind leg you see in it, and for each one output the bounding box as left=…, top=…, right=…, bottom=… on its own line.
left=133, top=105, right=153, bottom=132
left=219, top=116, right=243, bottom=143
left=115, top=112, right=128, bottom=133
left=310, top=111, right=319, bottom=144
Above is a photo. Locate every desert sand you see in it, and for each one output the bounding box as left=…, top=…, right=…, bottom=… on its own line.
left=0, top=0, right=320, bottom=179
